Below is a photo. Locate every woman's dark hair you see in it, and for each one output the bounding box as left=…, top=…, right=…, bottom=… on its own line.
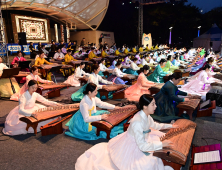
left=167, top=55, right=172, bottom=60
left=31, top=66, right=38, bottom=73
left=137, top=94, right=154, bottom=110
left=174, top=55, right=179, bottom=60
left=28, top=80, right=38, bottom=87
left=83, top=83, right=97, bottom=95
left=169, top=71, right=182, bottom=80
left=39, top=51, right=44, bottom=55
left=115, top=61, right=122, bottom=67
left=132, top=58, right=138, bottom=62
left=17, top=51, right=22, bottom=55
left=203, top=63, right=211, bottom=70
left=80, top=62, right=85, bottom=66
left=92, top=64, right=99, bottom=72
left=207, top=57, right=214, bottom=63
left=114, top=57, right=118, bottom=60
left=67, top=49, right=71, bottom=53
left=159, top=59, right=166, bottom=64
left=100, top=58, right=105, bottom=63
left=140, top=65, right=150, bottom=72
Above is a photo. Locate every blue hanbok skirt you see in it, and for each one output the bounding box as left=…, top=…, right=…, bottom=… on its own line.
left=123, top=68, right=138, bottom=75
left=65, top=110, right=126, bottom=140
left=71, top=84, right=113, bottom=102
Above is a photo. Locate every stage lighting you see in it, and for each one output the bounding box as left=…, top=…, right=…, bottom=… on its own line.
left=122, top=3, right=124, bottom=5
left=198, top=26, right=201, bottom=29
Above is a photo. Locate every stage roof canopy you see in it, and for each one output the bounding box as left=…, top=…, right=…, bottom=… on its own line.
left=2, top=0, right=109, bottom=30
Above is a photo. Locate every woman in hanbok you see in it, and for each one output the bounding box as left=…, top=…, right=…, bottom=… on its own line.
left=172, top=55, right=181, bottom=66
left=107, top=61, right=128, bottom=84
left=153, top=71, right=190, bottom=123
left=98, top=58, right=110, bottom=77
left=180, top=63, right=219, bottom=97
left=135, top=52, right=142, bottom=65
left=0, top=57, right=20, bottom=98
left=66, top=83, right=123, bottom=140
left=10, top=66, right=53, bottom=101
left=162, top=55, right=179, bottom=74
left=124, top=58, right=140, bottom=75
left=122, top=55, right=132, bottom=67
left=11, top=51, right=29, bottom=83
left=75, top=94, right=177, bottom=170
left=147, top=59, right=169, bottom=83
left=125, top=65, right=155, bottom=101
left=71, top=64, right=113, bottom=102
left=141, top=55, right=149, bottom=66
left=3, top=80, right=62, bottom=136
left=63, top=68, right=81, bottom=87
left=109, top=57, right=118, bottom=69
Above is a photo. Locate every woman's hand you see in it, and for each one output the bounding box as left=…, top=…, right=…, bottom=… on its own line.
left=184, top=98, right=189, bottom=102
left=101, top=114, right=108, bottom=119
left=162, top=140, right=174, bottom=148
left=114, top=106, right=121, bottom=110
left=172, top=124, right=179, bottom=128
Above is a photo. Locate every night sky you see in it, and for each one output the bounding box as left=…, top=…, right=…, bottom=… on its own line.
left=186, top=0, right=222, bottom=12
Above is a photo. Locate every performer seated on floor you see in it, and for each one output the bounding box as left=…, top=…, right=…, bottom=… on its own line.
left=98, top=58, right=110, bottom=77
left=10, top=66, right=53, bottom=101
left=135, top=52, right=142, bottom=65
left=114, top=48, right=120, bottom=56
left=101, top=48, right=108, bottom=58
left=64, top=68, right=80, bottom=87
left=162, top=55, right=179, bottom=74
left=3, top=80, right=62, bottom=136
left=11, top=51, right=29, bottom=84
left=109, top=57, right=119, bottom=69
left=71, top=64, right=113, bottom=102
left=64, top=49, right=77, bottom=64
left=153, top=71, right=190, bottom=123
left=125, top=65, right=155, bottom=101
left=141, top=55, right=149, bottom=66
left=34, top=51, right=55, bottom=81
left=64, top=62, right=90, bottom=87
left=53, top=48, right=65, bottom=61
left=124, top=58, right=140, bottom=75
left=66, top=83, right=122, bottom=140
left=0, top=57, right=8, bottom=75
left=122, top=55, right=132, bottom=67
left=180, top=63, right=220, bottom=97
left=88, top=48, right=98, bottom=60
left=75, top=94, right=177, bottom=170
left=107, top=61, right=129, bottom=84
left=147, top=59, right=169, bottom=83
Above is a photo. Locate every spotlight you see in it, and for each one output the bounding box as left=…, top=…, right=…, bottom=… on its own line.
left=198, top=26, right=201, bottom=29
left=122, top=3, right=124, bottom=5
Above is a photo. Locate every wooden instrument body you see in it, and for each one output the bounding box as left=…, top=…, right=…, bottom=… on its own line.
left=153, top=119, right=196, bottom=166
left=177, top=99, right=200, bottom=120
left=99, top=85, right=127, bottom=100
left=40, top=114, right=72, bottom=136
left=19, top=104, right=79, bottom=135
left=36, top=83, right=70, bottom=98
left=112, top=88, right=126, bottom=100
left=213, top=74, right=222, bottom=81
left=121, top=75, right=137, bottom=85
left=197, top=100, right=216, bottom=118
left=78, top=77, right=88, bottom=86
left=91, top=106, right=138, bottom=139
left=149, top=83, right=164, bottom=95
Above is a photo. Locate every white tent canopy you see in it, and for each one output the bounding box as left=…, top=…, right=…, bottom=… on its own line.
left=193, top=24, right=222, bottom=51
left=1, top=0, right=110, bottom=30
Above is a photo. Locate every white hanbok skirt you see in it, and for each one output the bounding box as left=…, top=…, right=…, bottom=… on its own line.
left=3, top=104, right=56, bottom=136
left=75, top=129, right=173, bottom=170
